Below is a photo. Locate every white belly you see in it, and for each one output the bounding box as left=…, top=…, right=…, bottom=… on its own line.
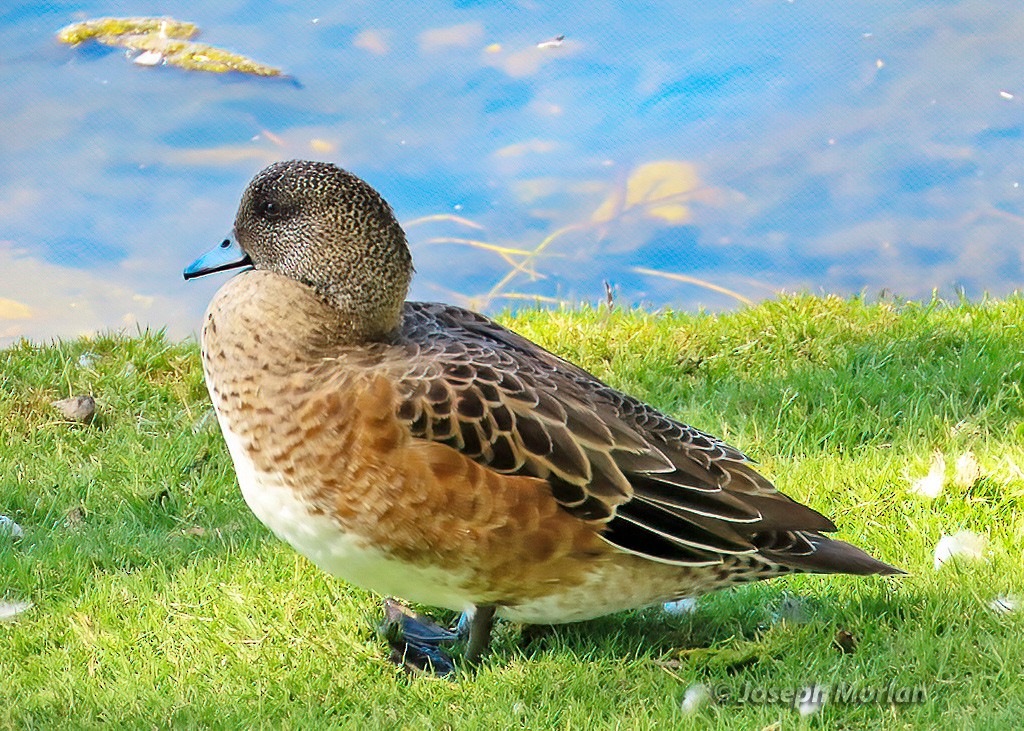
left=218, top=420, right=477, bottom=614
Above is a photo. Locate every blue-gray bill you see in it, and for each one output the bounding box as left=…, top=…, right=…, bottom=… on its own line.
left=183, top=232, right=253, bottom=280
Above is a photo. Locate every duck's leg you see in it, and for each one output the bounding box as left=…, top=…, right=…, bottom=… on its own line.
left=463, top=604, right=496, bottom=665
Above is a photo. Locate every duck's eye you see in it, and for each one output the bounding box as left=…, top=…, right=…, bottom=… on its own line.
left=257, top=200, right=283, bottom=219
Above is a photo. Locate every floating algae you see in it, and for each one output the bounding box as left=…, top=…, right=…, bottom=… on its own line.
left=57, top=16, right=284, bottom=78
left=115, top=35, right=285, bottom=77
left=57, top=17, right=199, bottom=45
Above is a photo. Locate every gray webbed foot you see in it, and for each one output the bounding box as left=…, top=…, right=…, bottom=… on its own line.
left=380, top=598, right=458, bottom=676
left=379, top=599, right=496, bottom=676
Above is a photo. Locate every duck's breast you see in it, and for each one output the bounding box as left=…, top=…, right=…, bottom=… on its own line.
left=217, top=415, right=480, bottom=613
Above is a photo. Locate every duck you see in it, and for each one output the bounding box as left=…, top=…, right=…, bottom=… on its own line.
left=184, top=159, right=901, bottom=673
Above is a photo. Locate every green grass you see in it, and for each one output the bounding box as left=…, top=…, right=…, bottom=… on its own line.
left=2, top=294, right=1022, bottom=729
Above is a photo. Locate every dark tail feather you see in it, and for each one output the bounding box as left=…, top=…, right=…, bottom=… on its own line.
left=764, top=533, right=906, bottom=576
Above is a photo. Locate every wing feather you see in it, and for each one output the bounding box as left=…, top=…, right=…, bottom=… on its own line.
left=383, top=302, right=857, bottom=568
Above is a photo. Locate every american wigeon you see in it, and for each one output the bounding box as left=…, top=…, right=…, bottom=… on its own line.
left=184, top=160, right=901, bottom=672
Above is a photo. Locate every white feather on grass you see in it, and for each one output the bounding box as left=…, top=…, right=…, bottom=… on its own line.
left=990, top=596, right=1019, bottom=614
left=909, top=452, right=945, bottom=498
left=0, top=515, right=23, bottom=539
left=797, top=685, right=825, bottom=716
left=680, top=684, right=710, bottom=713
left=0, top=600, right=32, bottom=623
left=933, top=530, right=987, bottom=569
left=953, top=451, right=982, bottom=489
left=663, top=598, right=696, bottom=615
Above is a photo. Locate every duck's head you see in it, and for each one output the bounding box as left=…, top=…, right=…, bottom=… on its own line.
left=185, top=160, right=413, bottom=339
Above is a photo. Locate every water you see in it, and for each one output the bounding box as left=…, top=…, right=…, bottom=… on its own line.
left=2, top=0, right=1022, bottom=344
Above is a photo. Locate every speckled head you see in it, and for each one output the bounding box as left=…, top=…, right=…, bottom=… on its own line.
left=234, top=160, right=413, bottom=340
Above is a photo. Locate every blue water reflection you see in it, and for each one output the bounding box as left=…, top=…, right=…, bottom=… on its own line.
left=1, top=0, right=1022, bottom=343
